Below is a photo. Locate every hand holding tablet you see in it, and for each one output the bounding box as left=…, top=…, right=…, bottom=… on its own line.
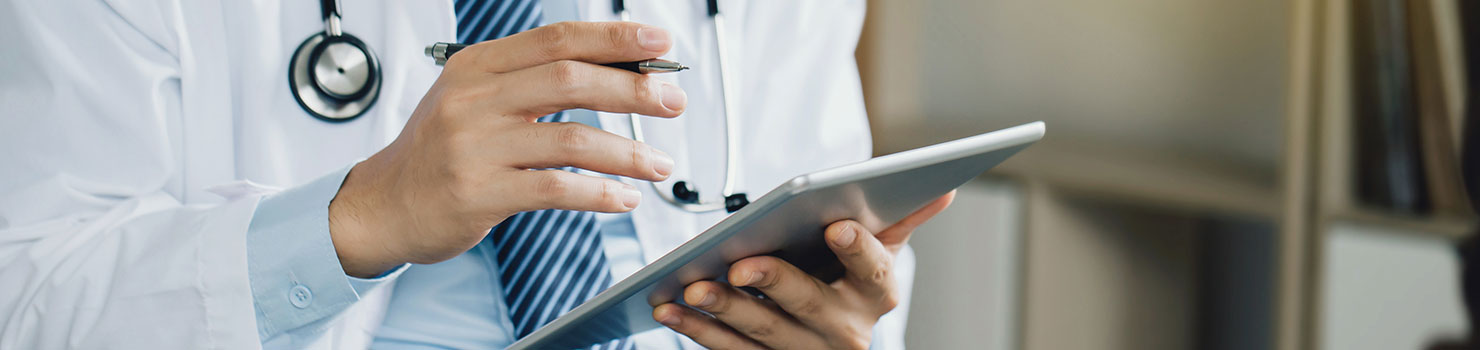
left=654, top=192, right=957, bottom=349
left=510, top=121, right=1046, bottom=349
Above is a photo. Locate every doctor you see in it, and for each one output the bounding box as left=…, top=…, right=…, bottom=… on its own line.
left=0, top=0, right=949, bottom=349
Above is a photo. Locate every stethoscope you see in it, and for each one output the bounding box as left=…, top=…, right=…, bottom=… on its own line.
left=287, top=0, right=747, bottom=213
left=288, top=0, right=382, bottom=122
left=618, top=0, right=749, bottom=213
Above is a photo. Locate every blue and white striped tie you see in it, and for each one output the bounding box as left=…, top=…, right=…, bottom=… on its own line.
left=455, top=1, right=633, bottom=348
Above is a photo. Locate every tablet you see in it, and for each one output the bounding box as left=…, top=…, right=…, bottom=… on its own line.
left=510, top=121, right=1046, bottom=349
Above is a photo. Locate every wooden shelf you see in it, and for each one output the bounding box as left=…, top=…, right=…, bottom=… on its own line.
left=996, top=136, right=1281, bottom=220
left=877, top=124, right=1283, bottom=220
left=1328, top=206, right=1476, bottom=240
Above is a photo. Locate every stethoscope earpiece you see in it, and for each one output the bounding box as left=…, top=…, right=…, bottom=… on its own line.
left=669, top=181, right=748, bottom=213
left=672, top=181, right=700, bottom=204
left=723, top=194, right=749, bottom=213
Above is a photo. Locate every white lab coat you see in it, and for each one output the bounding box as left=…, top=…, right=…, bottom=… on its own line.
left=0, top=0, right=909, bottom=349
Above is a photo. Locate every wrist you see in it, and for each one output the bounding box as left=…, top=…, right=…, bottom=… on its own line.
left=329, top=160, right=406, bottom=278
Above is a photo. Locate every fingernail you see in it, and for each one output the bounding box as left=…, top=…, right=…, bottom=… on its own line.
left=832, top=224, right=857, bottom=247
left=695, top=291, right=716, bottom=307
left=650, top=147, right=674, bottom=178
left=657, top=311, right=681, bottom=327
left=739, top=271, right=763, bottom=286
left=637, top=27, right=670, bottom=51
left=659, top=82, right=687, bottom=111
left=619, top=183, right=641, bottom=209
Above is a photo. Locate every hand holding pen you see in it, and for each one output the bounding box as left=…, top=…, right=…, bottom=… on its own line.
left=332, top=22, right=686, bottom=277
left=426, top=42, right=689, bottom=74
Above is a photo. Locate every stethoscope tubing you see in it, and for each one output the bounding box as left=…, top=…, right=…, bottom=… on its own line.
left=296, top=0, right=740, bottom=212
left=619, top=0, right=744, bottom=213
left=321, top=0, right=343, bottom=35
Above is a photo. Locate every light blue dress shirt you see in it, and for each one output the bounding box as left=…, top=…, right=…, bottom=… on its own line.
left=241, top=126, right=893, bottom=349
left=367, top=110, right=684, bottom=349
left=245, top=164, right=408, bottom=344
left=369, top=212, right=673, bottom=349
left=235, top=108, right=677, bottom=348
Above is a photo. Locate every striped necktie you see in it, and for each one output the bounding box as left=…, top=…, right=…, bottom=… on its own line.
left=455, top=1, right=633, bottom=348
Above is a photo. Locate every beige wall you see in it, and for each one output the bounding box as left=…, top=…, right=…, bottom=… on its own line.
left=860, top=0, right=1289, bottom=169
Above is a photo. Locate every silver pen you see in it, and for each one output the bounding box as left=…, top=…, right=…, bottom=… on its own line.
left=424, top=42, right=689, bottom=74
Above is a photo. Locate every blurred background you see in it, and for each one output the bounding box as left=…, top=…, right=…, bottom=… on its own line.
left=854, top=0, right=1477, bottom=349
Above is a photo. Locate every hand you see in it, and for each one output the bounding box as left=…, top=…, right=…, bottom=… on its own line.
left=327, top=22, right=688, bottom=277
left=653, top=191, right=957, bottom=349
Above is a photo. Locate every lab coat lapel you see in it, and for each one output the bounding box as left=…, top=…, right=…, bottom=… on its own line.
left=174, top=1, right=258, bottom=347
left=177, top=0, right=238, bottom=205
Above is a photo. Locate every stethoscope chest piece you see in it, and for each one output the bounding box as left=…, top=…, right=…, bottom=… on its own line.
left=288, top=0, right=381, bottom=122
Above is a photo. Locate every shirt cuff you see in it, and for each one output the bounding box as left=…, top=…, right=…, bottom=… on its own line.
left=245, top=163, right=407, bottom=340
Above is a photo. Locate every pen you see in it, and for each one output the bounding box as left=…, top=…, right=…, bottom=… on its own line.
left=424, top=42, right=689, bottom=74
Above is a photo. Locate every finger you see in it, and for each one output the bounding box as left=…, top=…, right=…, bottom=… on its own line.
left=683, top=280, right=828, bottom=348
left=874, top=190, right=956, bottom=248
left=504, top=122, right=673, bottom=182
left=653, top=303, right=767, bottom=349
left=492, top=60, right=685, bottom=119
left=726, top=256, right=852, bottom=329
left=825, top=221, right=900, bottom=314
left=505, top=169, right=642, bottom=213
left=452, top=21, right=671, bottom=73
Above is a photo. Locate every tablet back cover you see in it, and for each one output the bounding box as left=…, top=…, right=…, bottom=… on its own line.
left=513, top=122, right=1045, bottom=349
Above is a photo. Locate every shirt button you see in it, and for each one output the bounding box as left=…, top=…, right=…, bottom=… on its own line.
left=289, top=284, right=313, bottom=309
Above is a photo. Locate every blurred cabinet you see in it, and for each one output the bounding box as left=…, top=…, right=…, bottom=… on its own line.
left=1017, top=184, right=1270, bottom=350
left=858, top=0, right=1476, bottom=349
left=904, top=180, right=1022, bottom=350
left=1319, top=223, right=1467, bottom=350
